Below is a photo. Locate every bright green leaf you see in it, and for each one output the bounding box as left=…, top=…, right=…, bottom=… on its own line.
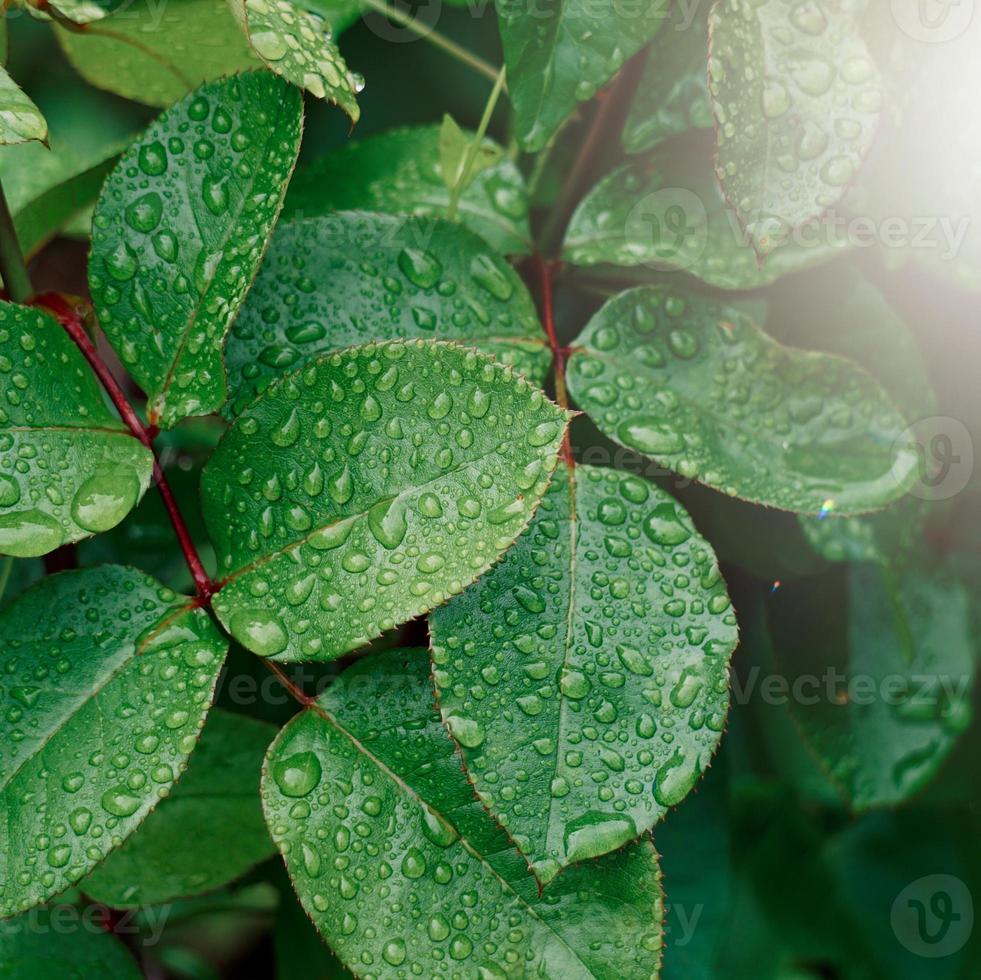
left=496, top=0, right=668, bottom=151
left=566, top=286, right=919, bottom=514
left=227, top=0, right=361, bottom=120
left=21, top=0, right=111, bottom=24
left=0, top=566, right=228, bottom=916
left=204, top=340, right=569, bottom=662
left=623, top=2, right=713, bottom=154
left=430, top=464, right=737, bottom=883
left=82, top=709, right=277, bottom=908
left=262, top=649, right=665, bottom=977
left=224, top=211, right=550, bottom=415
left=285, top=125, right=532, bottom=255
left=89, top=71, right=303, bottom=429
left=55, top=0, right=258, bottom=108
left=769, top=562, right=976, bottom=810
left=707, top=0, right=882, bottom=254
left=563, top=140, right=850, bottom=289
left=0, top=301, right=153, bottom=558
left=0, top=65, right=46, bottom=146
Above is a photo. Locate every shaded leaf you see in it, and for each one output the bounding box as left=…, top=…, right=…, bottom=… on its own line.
left=55, top=0, right=258, bottom=108
left=0, top=301, right=153, bottom=558
left=769, top=562, right=976, bottom=810
left=89, top=71, right=303, bottom=428
left=438, top=113, right=502, bottom=193
left=275, top=874, right=350, bottom=980
left=22, top=0, right=111, bottom=24
left=707, top=0, right=882, bottom=254
left=431, top=464, right=736, bottom=883
left=227, top=0, right=361, bottom=120
left=83, top=709, right=276, bottom=908
left=0, top=65, right=46, bottom=146
left=566, top=285, right=918, bottom=514
left=224, top=211, right=550, bottom=415
left=496, top=0, right=668, bottom=151
left=0, top=566, right=228, bottom=916
left=204, top=340, right=569, bottom=662
left=285, top=125, right=531, bottom=255
left=262, top=649, right=664, bottom=978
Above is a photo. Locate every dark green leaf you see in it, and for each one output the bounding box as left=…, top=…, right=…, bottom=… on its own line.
left=275, top=877, right=350, bottom=980
left=623, top=3, right=712, bottom=154
left=55, top=0, right=258, bottom=107
left=0, top=301, right=153, bottom=558
left=0, top=566, right=228, bottom=916
left=227, top=0, right=361, bottom=120
left=224, top=211, right=550, bottom=415
left=769, top=562, right=976, bottom=810
left=89, top=71, right=303, bottom=429
left=430, top=464, right=736, bottom=883
left=82, top=709, right=276, bottom=908
left=707, top=0, right=882, bottom=254
left=566, top=285, right=918, bottom=514
left=262, top=649, right=664, bottom=978
left=0, top=65, right=46, bottom=146
left=203, top=340, right=569, bottom=662
left=496, top=0, right=667, bottom=151
left=285, top=125, right=532, bottom=255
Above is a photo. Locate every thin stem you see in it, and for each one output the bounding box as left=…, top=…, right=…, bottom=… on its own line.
left=447, top=65, right=507, bottom=220
left=358, top=0, right=501, bottom=84
left=534, top=257, right=575, bottom=472
left=0, top=180, right=34, bottom=303
left=263, top=661, right=315, bottom=707
left=37, top=293, right=215, bottom=603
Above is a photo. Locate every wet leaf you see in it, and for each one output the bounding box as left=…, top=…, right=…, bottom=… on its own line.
left=224, top=211, right=550, bottom=415
left=285, top=124, right=531, bottom=255
left=227, top=0, right=361, bottom=120
left=203, top=340, right=570, bottom=662
left=0, top=302, right=153, bottom=558
left=707, top=0, right=882, bottom=254
left=566, top=286, right=918, bottom=514
left=496, top=0, right=668, bottom=151
left=89, top=71, right=303, bottom=428
left=0, top=566, right=228, bottom=916
left=430, top=464, right=737, bottom=883
left=262, top=648, right=664, bottom=978
left=82, top=709, right=276, bottom=908
left=0, top=65, right=46, bottom=146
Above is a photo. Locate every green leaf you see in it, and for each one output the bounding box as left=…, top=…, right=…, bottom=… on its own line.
left=55, top=0, right=258, bottom=108
left=275, top=876, right=350, bottom=980
left=89, top=71, right=303, bottom=429
left=438, top=113, right=503, bottom=194
left=262, top=648, right=664, bottom=977
left=0, top=565, right=228, bottom=916
left=566, top=285, right=919, bottom=514
left=203, top=340, right=570, bottom=662
left=0, top=905, right=141, bottom=979
left=0, top=302, right=153, bottom=558
left=623, top=2, right=713, bottom=154
left=496, top=0, right=667, bottom=151
left=563, top=140, right=850, bottom=290
left=227, top=0, right=361, bottom=120
left=707, top=0, right=882, bottom=254
left=285, top=125, right=532, bottom=255
left=769, top=562, right=976, bottom=810
left=0, top=65, right=46, bottom=146
left=82, top=709, right=276, bottom=907
left=223, top=211, right=550, bottom=415
left=430, top=463, right=737, bottom=883
left=22, top=0, right=111, bottom=24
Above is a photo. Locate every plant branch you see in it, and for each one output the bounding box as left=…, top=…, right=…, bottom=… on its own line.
left=262, top=661, right=315, bottom=707
left=534, top=256, right=575, bottom=472
left=447, top=65, right=507, bottom=220
left=37, top=293, right=215, bottom=603
left=358, top=0, right=501, bottom=85
left=0, top=181, right=34, bottom=303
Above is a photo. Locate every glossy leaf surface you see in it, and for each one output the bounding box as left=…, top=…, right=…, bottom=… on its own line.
left=89, top=71, right=303, bottom=428
left=566, top=286, right=918, bottom=514
left=0, top=66, right=46, bottom=146
left=0, top=566, right=228, bottom=915
left=204, top=341, right=569, bottom=662
left=224, top=211, right=550, bottom=414
left=431, top=464, right=737, bottom=882
left=0, top=302, right=153, bottom=558
left=262, top=649, right=664, bottom=978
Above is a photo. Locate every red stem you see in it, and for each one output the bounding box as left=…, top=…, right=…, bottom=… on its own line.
left=534, top=259, right=574, bottom=471
left=36, top=293, right=215, bottom=603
